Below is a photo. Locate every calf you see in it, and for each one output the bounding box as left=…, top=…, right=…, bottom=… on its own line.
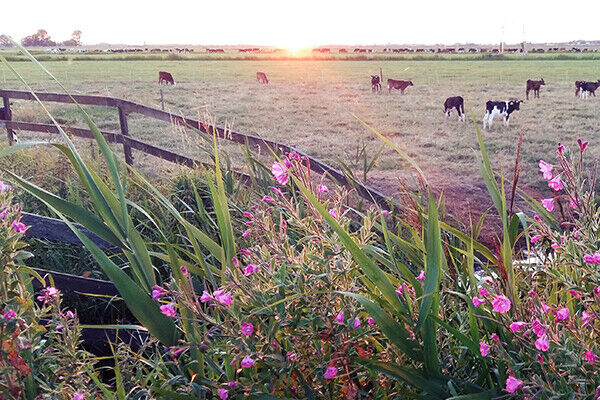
left=443, top=96, right=465, bottom=121
left=158, top=71, right=176, bottom=85
left=256, top=72, right=269, bottom=84
left=482, top=100, right=523, bottom=130
left=579, top=80, right=600, bottom=99
left=387, top=79, right=413, bottom=94
left=526, top=78, right=545, bottom=100
left=371, top=75, right=381, bottom=92
left=575, top=81, right=586, bottom=97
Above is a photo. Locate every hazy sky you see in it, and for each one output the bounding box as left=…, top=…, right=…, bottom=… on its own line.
left=4, top=0, right=599, bottom=47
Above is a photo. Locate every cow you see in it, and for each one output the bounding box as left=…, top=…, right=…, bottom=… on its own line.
left=579, top=80, right=600, bottom=99
left=526, top=78, right=545, bottom=100
left=371, top=75, right=381, bottom=92
left=483, top=100, right=523, bottom=130
left=443, top=96, right=465, bottom=122
left=387, top=79, right=413, bottom=94
left=256, top=72, right=269, bottom=84
left=158, top=71, right=176, bottom=85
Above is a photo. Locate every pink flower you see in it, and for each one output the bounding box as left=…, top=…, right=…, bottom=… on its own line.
left=317, top=184, right=329, bottom=193
left=555, top=307, right=569, bottom=322
left=568, top=289, right=581, bottom=299
left=241, top=355, right=255, bottom=368
left=37, top=286, right=59, bottom=304
left=595, top=287, right=600, bottom=296
left=480, top=340, right=490, bottom=357
left=243, top=211, right=254, bottom=219
left=551, top=243, right=559, bottom=249
left=472, top=297, right=484, bottom=307
left=416, top=270, right=426, bottom=281
left=241, top=322, right=254, bottom=336
left=287, top=352, right=297, bottom=361
left=570, top=198, right=579, bottom=209
left=541, top=198, right=554, bottom=212
left=160, top=303, right=176, bottom=317
left=584, top=253, right=600, bottom=264
left=335, top=311, right=344, bottom=324
left=367, top=317, right=375, bottom=325
left=227, top=381, right=237, bottom=388
left=244, top=264, right=258, bottom=276
left=538, top=160, right=553, bottom=180
left=152, top=285, right=167, bottom=300
left=218, top=388, right=228, bottom=400
left=532, top=319, right=545, bottom=337
left=535, top=335, right=549, bottom=352
left=329, top=208, right=338, bottom=219
left=270, top=186, right=283, bottom=196
left=577, top=138, right=588, bottom=153
left=262, top=195, right=275, bottom=203
left=531, top=235, right=541, bottom=244
left=478, top=287, right=489, bottom=296
left=548, top=176, right=563, bottom=191
left=353, top=317, right=361, bottom=329
left=541, top=302, right=552, bottom=314
left=490, top=333, right=499, bottom=342
left=12, top=220, right=27, bottom=233
left=200, top=290, right=212, bottom=303
left=3, top=309, right=16, bottom=322
left=180, top=265, right=188, bottom=276
left=582, top=311, right=592, bottom=326
left=585, top=350, right=597, bottom=364
left=74, top=393, right=85, bottom=400
left=231, top=257, right=239, bottom=268
left=395, top=285, right=403, bottom=295
left=240, top=248, right=252, bottom=256
left=271, top=162, right=288, bottom=185
left=214, top=289, right=232, bottom=306
left=506, top=376, right=522, bottom=393
left=323, top=366, right=338, bottom=379
left=65, top=310, right=74, bottom=318
left=557, top=143, right=565, bottom=155
left=510, top=321, right=527, bottom=333
left=492, top=295, right=511, bottom=314
left=0, top=209, right=8, bottom=220
left=242, top=229, right=251, bottom=238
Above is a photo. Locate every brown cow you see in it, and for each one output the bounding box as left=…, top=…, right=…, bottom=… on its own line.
left=387, top=79, right=413, bottom=94
left=526, top=78, right=545, bottom=99
left=443, top=96, right=465, bottom=122
left=158, top=71, right=176, bottom=85
left=256, top=72, right=269, bottom=84
left=371, top=75, right=381, bottom=92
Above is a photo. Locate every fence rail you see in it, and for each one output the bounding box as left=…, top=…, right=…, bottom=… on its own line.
left=0, top=89, right=397, bottom=209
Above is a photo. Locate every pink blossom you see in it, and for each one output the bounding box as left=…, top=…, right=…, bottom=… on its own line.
left=3, top=309, right=16, bottom=322
left=218, top=388, right=228, bottom=399
left=227, top=382, right=237, bottom=388
left=584, top=253, right=600, bottom=264
left=541, top=302, right=552, bottom=314
left=582, top=311, right=592, bottom=326
left=557, top=143, right=565, bottom=155
left=548, top=176, right=563, bottom=191
left=396, top=285, right=403, bottom=295
left=200, top=290, right=212, bottom=303
left=416, top=270, right=426, bottom=281
left=538, top=160, right=553, bottom=180
left=551, top=243, right=559, bottom=249
left=37, top=286, right=59, bottom=304
left=241, top=355, right=255, bottom=368
left=535, top=335, right=549, bottom=351
left=532, top=319, right=545, bottom=337
left=353, top=317, right=361, bottom=329
left=262, top=195, right=275, bottom=203
left=510, top=321, right=527, bottom=333
left=271, top=162, right=288, bottom=185
left=595, top=287, right=600, bottom=296
left=537, top=353, right=544, bottom=365
left=152, top=285, right=167, bottom=300
left=541, top=198, right=554, bottom=212
left=242, top=229, right=251, bottom=238
left=287, top=352, right=297, bottom=361
left=531, top=235, right=541, bottom=244
left=480, top=340, right=490, bottom=357
left=506, top=376, right=522, bottom=393
left=570, top=198, right=579, bottom=209
left=335, top=310, right=344, bottom=324
left=568, top=289, right=581, bottom=299
left=12, top=220, right=27, bottom=233
left=317, top=184, right=329, bottom=193
left=472, top=297, right=484, bottom=307
left=577, top=138, right=588, bottom=153
left=492, top=295, right=511, bottom=314
left=240, top=248, right=252, bottom=256
left=490, top=333, right=499, bottom=342
left=243, top=211, right=254, bottom=219
left=555, top=307, right=569, bottom=322
left=0, top=209, right=7, bottom=220
left=270, top=186, right=283, bottom=196
left=367, top=317, right=375, bottom=325
left=244, top=264, right=258, bottom=276
left=214, top=289, right=232, bottom=306
left=160, top=303, right=176, bottom=317
left=65, top=310, right=74, bottom=318
left=74, top=393, right=85, bottom=400
left=585, top=350, right=597, bottom=364
left=323, top=366, right=338, bottom=379
left=329, top=208, right=338, bottom=219
left=241, top=322, right=254, bottom=336
left=478, top=287, right=489, bottom=296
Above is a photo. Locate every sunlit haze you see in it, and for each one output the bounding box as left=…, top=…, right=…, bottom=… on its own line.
left=4, top=0, right=600, bottom=46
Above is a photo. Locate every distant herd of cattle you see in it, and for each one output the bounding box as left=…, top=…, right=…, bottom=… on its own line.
left=154, top=70, right=600, bottom=131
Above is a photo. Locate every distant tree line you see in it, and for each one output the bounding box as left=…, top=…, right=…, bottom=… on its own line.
left=0, top=30, right=82, bottom=47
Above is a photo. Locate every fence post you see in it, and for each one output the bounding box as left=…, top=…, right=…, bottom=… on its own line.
left=160, top=88, right=164, bottom=111
left=2, top=96, right=15, bottom=145
left=117, top=106, right=134, bottom=165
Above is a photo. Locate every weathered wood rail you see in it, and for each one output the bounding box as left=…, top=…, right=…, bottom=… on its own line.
left=0, top=89, right=398, bottom=210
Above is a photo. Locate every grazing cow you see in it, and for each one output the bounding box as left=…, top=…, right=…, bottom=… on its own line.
left=443, top=96, right=465, bottom=122
left=526, top=78, right=545, bottom=100
left=387, top=79, right=413, bottom=94
left=579, top=80, right=600, bottom=99
left=371, top=75, right=381, bottom=92
left=158, top=71, right=176, bottom=85
left=483, top=100, right=523, bottom=130
left=256, top=72, right=269, bottom=84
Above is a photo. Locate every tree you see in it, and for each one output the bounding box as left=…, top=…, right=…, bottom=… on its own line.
left=21, top=29, right=57, bottom=47
left=62, top=30, right=82, bottom=47
left=0, top=34, right=14, bottom=48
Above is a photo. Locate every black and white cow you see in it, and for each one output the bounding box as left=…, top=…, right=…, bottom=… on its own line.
left=482, top=100, right=523, bottom=130
left=579, top=80, right=600, bottom=99
left=443, top=96, right=465, bottom=121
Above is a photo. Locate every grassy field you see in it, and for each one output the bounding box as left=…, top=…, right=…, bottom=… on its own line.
left=2, top=57, right=600, bottom=228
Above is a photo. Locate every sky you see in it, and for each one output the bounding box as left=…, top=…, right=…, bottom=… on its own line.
left=3, top=0, right=600, bottom=47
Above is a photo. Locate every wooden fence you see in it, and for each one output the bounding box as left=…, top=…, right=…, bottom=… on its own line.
left=0, top=89, right=397, bottom=210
